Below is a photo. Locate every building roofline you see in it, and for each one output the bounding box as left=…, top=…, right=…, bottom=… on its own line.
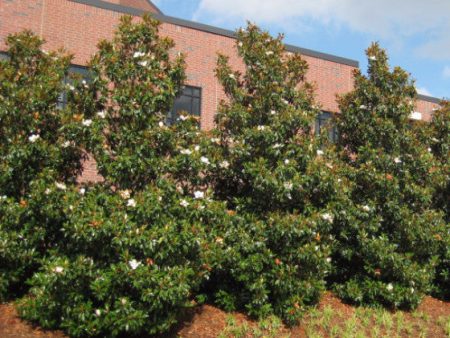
left=69, top=0, right=359, bottom=67
left=417, top=94, right=442, bottom=105
left=145, top=0, right=163, bottom=15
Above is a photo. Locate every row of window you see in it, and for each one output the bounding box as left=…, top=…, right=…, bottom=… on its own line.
left=1, top=54, right=336, bottom=139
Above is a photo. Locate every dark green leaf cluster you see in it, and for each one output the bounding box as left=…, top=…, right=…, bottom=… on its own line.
left=332, top=43, right=448, bottom=308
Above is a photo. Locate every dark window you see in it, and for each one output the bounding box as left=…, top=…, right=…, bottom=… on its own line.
left=167, top=86, right=201, bottom=125
left=58, top=65, right=90, bottom=108
left=315, top=111, right=338, bottom=142
left=0, top=52, right=9, bottom=61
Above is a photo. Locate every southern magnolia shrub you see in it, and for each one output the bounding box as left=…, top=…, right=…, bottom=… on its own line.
left=201, top=23, right=345, bottom=322
left=19, top=183, right=231, bottom=336
left=0, top=32, right=84, bottom=300
left=333, top=43, right=447, bottom=309
left=427, top=101, right=450, bottom=299
left=75, top=15, right=189, bottom=191
left=18, top=15, right=227, bottom=336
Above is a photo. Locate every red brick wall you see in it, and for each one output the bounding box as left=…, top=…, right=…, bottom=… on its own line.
left=415, top=99, right=440, bottom=122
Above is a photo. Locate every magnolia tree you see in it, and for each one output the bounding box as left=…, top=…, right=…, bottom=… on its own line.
left=202, top=23, right=346, bottom=323
left=0, top=32, right=84, bottom=300
left=426, top=101, right=449, bottom=299
left=333, top=43, right=447, bottom=308
left=428, top=101, right=449, bottom=221
left=19, top=16, right=229, bottom=337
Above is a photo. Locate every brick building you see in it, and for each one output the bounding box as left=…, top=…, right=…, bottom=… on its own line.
left=0, top=0, right=442, bottom=179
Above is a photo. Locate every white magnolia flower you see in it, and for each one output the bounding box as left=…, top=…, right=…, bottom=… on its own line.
left=321, top=213, right=334, bottom=223
left=194, top=191, right=205, bottom=199
left=257, top=125, right=266, bottom=131
left=229, top=73, right=236, bottom=80
left=55, top=182, right=67, bottom=190
left=158, top=121, right=164, bottom=127
left=119, top=190, right=131, bottom=199
left=326, top=257, right=332, bottom=263
left=270, top=110, right=277, bottom=115
left=97, top=111, right=106, bottom=119
left=369, top=55, right=377, bottom=61
left=266, top=51, right=274, bottom=56
left=95, top=309, right=101, bottom=317
left=317, top=149, right=324, bottom=156
left=219, top=160, right=230, bottom=169
left=179, top=115, right=188, bottom=121
left=273, top=143, right=282, bottom=149
left=128, top=259, right=141, bottom=270
left=0, top=195, right=7, bottom=200
left=138, top=60, right=148, bottom=67
left=45, top=188, right=52, bottom=195
left=432, top=137, right=439, bottom=142
left=394, top=157, right=402, bottom=164
left=411, top=287, right=415, bottom=294
left=359, top=105, right=367, bottom=110
left=428, top=148, right=432, bottom=153
left=133, top=51, right=145, bottom=58
left=68, top=84, right=75, bottom=91
left=284, top=159, right=290, bottom=165
left=79, top=188, right=86, bottom=195
left=315, top=245, right=320, bottom=251
left=82, top=119, right=93, bottom=127
left=211, top=138, right=220, bottom=144
left=127, top=198, right=137, bottom=207
left=282, top=99, right=289, bottom=105
left=53, top=266, right=64, bottom=274
left=28, top=134, right=40, bottom=143
left=200, top=156, right=210, bottom=165
left=238, top=41, right=243, bottom=47
left=386, top=283, right=394, bottom=292
left=194, top=145, right=200, bottom=151
left=62, top=141, right=71, bottom=148
left=69, top=205, right=74, bottom=211
left=121, top=298, right=127, bottom=305
left=362, top=205, right=371, bottom=212
left=180, top=149, right=192, bottom=155
left=284, top=182, right=293, bottom=190
left=180, top=199, right=189, bottom=207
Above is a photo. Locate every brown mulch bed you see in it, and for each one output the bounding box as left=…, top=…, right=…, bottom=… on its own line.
left=1, top=293, right=449, bottom=337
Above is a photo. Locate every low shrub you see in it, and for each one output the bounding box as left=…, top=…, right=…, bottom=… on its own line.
left=18, top=182, right=230, bottom=336
left=204, top=211, right=333, bottom=325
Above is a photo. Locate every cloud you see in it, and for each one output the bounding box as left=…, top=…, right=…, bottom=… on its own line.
left=444, top=66, right=450, bottom=79
left=416, top=86, right=432, bottom=96
left=194, top=0, right=450, bottom=59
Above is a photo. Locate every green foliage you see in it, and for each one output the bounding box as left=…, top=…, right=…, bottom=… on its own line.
left=18, top=184, right=228, bottom=336
left=426, top=101, right=450, bottom=299
left=74, top=15, right=187, bottom=191
left=201, top=23, right=345, bottom=323
left=14, top=15, right=229, bottom=337
left=0, top=31, right=84, bottom=198
left=333, top=43, right=447, bottom=309
left=206, top=212, right=333, bottom=324
left=0, top=32, right=85, bottom=300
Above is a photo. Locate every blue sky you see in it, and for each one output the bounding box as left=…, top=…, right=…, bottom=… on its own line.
left=153, top=0, right=449, bottom=99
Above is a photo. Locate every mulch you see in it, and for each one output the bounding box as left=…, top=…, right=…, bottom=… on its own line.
left=1, top=293, right=449, bottom=337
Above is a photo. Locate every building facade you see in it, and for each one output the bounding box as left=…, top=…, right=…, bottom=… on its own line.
left=0, top=0, right=442, bottom=180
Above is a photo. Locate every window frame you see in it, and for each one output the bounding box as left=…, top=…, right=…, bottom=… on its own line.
left=167, top=85, right=202, bottom=125
left=315, top=111, right=338, bottom=142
